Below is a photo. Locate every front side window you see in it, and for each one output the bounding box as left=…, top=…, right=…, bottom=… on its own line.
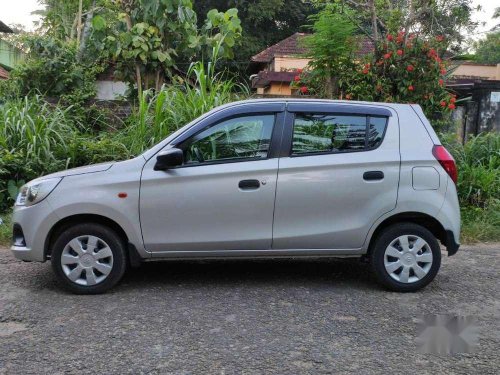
left=291, top=113, right=387, bottom=155
left=180, top=114, right=275, bottom=165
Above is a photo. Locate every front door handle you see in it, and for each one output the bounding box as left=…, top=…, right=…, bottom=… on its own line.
left=239, top=179, right=260, bottom=190
left=363, top=171, right=384, bottom=181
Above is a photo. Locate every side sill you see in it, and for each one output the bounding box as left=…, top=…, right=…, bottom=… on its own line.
left=148, top=248, right=365, bottom=260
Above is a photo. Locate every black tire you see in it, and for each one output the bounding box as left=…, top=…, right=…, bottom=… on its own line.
left=370, top=223, right=441, bottom=292
left=51, top=223, right=127, bottom=294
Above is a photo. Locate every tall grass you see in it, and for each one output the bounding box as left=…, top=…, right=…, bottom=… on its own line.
left=120, top=48, right=250, bottom=155
left=0, top=95, right=75, bottom=165
left=443, top=133, right=500, bottom=207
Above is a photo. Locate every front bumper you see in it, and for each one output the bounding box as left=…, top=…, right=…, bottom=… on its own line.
left=10, top=200, right=59, bottom=262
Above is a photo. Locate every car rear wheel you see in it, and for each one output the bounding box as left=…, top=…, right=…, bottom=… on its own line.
left=51, top=223, right=127, bottom=294
left=370, top=223, right=441, bottom=292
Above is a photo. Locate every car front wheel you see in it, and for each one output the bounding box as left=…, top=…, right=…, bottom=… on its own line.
left=51, top=223, right=127, bottom=294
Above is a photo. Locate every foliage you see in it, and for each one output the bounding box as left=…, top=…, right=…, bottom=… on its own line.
left=441, top=132, right=500, bottom=243
left=442, top=132, right=500, bottom=207
left=36, top=0, right=97, bottom=40
left=292, top=6, right=360, bottom=98
left=118, top=46, right=249, bottom=155
left=0, top=35, right=105, bottom=130
left=96, top=0, right=242, bottom=96
left=193, top=0, right=316, bottom=76
left=295, top=25, right=455, bottom=118
left=461, top=202, right=500, bottom=243
left=473, top=32, right=500, bottom=64
left=0, top=210, right=12, bottom=246
left=311, top=0, right=478, bottom=52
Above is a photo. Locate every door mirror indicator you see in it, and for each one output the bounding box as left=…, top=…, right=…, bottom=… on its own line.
left=154, top=148, right=184, bottom=170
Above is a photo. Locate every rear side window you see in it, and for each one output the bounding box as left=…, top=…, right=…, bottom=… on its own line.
left=292, top=113, right=388, bottom=155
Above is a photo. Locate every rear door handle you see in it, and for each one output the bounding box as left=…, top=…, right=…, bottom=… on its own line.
left=239, top=179, right=260, bottom=190
left=363, top=171, right=384, bottom=181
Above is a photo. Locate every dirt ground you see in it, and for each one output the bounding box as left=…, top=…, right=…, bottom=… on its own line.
left=0, top=243, right=498, bottom=374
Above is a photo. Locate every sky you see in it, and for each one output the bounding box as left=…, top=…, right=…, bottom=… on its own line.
left=0, top=0, right=498, bottom=38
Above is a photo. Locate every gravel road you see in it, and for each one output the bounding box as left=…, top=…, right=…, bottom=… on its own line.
left=0, top=244, right=498, bottom=374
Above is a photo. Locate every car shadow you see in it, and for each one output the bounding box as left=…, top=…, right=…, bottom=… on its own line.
left=116, top=257, right=378, bottom=292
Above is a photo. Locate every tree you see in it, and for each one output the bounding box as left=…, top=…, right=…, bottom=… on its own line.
left=312, top=0, right=478, bottom=53
left=96, top=0, right=242, bottom=97
left=299, top=6, right=360, bottom=98
left=192, top=0, right=316, bottom=76
left=474, top=32, right=500, bottom=64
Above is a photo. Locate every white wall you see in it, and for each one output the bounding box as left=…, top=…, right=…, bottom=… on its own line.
left=96, top=80, right=128, bottom=100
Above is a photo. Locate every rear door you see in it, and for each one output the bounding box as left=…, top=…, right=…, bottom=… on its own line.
left=272, top=103, right=400, bottom=250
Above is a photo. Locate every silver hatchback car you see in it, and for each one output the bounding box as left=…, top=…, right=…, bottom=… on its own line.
left=11, top=99, right=460, bottom=294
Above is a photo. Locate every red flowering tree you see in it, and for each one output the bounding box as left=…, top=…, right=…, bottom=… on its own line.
left=293, top=31, right=455, bottom=117
left=342, top=32, right=456, bottom=116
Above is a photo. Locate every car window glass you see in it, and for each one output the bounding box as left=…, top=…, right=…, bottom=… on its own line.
left=181, top=115, right=275, bottom=164
left=292, top=114, right=367, bottom=154
left=367, top=116, right=387, bottom=148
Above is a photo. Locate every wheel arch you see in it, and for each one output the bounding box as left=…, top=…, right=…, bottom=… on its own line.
left=366, top=212, right=450, bottom=255
left=44, top=214, right=129, bottom=260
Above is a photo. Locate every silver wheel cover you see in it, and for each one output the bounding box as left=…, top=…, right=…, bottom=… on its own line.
left=384, top=235, right=433, bottom=284
left=61, top=235, right=114, bottom=286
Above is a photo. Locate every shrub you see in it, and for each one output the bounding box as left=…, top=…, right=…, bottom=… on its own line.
left=0, top=95, right=74, bottom=168
left=119, top=60, right=249, bottom=155
left=443, top=133, right=500, bottom=207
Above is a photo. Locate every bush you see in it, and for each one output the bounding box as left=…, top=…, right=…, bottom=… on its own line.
left=118, top=61, right=249, bottom=155
left=443, top=132, right=500, bottom=207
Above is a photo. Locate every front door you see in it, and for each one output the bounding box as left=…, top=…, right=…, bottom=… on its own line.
left=140, top=109, right=283, bottom=254
left=272, top=103, right=400, bottom=250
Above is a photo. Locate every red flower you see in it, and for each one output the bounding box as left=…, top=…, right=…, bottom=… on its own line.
left=436, top=35, right=445, bottom=42
left=300, top=86, right=308, bottom=94
left=408, top=85, right=414, bottom=91
left=406, top=65, right=414, bottom=72
left=440, top=101, right=447, bottom=107
left=450, top=97, right=456, bottom=103
left=440, top=68, right=447, bottom=75
left=294, top=75, right=300, bottom=82
left=383, top=52, right=392, bottom=59
left=387, top=34, right=393, bottom=41
left=448, top=103, right=456, bottom=109
left=297, top=68, right=303, bottom=73
left=438, top=79, right=444, bottom=86
left=397, top=49, right=403, bottom=56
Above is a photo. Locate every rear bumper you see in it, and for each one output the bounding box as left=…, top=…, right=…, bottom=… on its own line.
left=445, top=230, right=460, bottom=256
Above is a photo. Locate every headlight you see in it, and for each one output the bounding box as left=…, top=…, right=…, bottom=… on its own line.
left=16, top=177, right=62, bottom=206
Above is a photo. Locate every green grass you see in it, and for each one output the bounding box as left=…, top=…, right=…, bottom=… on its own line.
left=0, top=210, right=11, bottom=247
left=461, top=202, right=500, bottom=244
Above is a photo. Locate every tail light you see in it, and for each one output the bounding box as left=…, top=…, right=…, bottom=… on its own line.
left=432, top=145, right=457, bottom=184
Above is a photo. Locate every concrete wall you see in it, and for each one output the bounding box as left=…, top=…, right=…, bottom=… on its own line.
left=450, top=63, right=500, bottom=80
left=0, top=39, right=24, bottom=69
left=273, top=56, right=310, bottom=72
left=96, top=80, right=128, bottom=100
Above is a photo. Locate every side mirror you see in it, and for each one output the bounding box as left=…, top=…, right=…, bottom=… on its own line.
left=154, top=148, right=184, bottom=170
